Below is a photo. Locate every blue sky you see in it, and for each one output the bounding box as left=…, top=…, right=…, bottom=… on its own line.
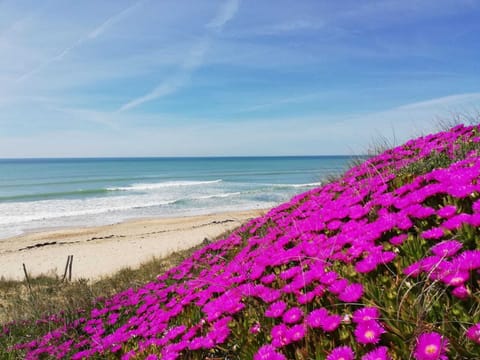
left=0, top=0, right=479, bottom=157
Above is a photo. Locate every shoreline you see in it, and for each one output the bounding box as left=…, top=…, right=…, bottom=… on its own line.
left=0, top=209, right=266, bottom=281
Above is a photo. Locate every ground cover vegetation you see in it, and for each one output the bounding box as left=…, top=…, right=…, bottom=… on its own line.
left=2, top=124, right=480, bottom=359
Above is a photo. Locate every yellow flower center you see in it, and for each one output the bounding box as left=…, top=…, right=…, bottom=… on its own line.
left=425, top=344, right=438, bottom=354
left=365, top=330, right=375, bottom=339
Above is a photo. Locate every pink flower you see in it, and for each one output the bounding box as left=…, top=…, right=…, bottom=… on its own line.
left=361, top=346, right=390, bottom=360
left=452, top=285, right=470, bottom=299
left=249, top=323, right=261, bottom=334
left=338, top=283, right=363, bottom=302
left=265, top=301, right=287, bottom=318
left=326, top=346, right=354, bottom=360
left=306, top=308, right=328, bottom=329
left=322, top=314, right=342, bottom=332
left=254, top=345, right=287, bottom=360
left=352, top=307, right=380, bottom=323
left=413, top=332, right=449, bottom=360
left=466, top=323, right=480, bottom=344
left=422, top=228, right=444, bottom=240
left=441, top=270, right=469, bottom=287
left=473, top=199, right=480, bottom=213
left=355, top=255, right=380, bottom=273
left=328, top=279, right=349, bottom=294
left=354, top=321, right=385, bottom=344
left=287, top=324, right=305, bottom=342
left=436, top=205, right=456, bottom=218
left=389, top=233, right=407, bottom=245
left=455, top=250, right=480, bottom=271
left=282, top=307, right=303, bottom=324
left=271, top=324, right=290, bottom=348
left=430, top=240, right=462, bottom=257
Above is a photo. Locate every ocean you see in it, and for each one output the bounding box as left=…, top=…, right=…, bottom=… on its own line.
left=0, top=156, right=354, bottom=239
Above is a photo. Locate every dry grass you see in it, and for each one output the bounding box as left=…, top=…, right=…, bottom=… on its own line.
left=0, top=232, right=229, bottom=327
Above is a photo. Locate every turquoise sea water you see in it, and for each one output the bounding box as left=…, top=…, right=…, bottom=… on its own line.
left=0, top=157, right=355, bottom=239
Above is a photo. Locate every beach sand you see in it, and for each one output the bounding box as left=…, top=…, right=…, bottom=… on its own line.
left=0, top=209, right=265, bottom=281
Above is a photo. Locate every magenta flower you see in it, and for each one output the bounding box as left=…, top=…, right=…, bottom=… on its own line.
left=326, top=345, right=354, bottom=360
left=306, top=308, right=329, bottom=329
left=271, top=324, right=290, bottom=348
left=452, top=285, right=470, bottom=299
left=467, top=323, right=480, bottom=344
left=389, top=233, right=407, bottom=245
left=413, top=332, right=449, bottom=360
left=249, top=323, right=261, bottom=334
left=254, top=345, right=287, bottom=360
left=430, top=240, right=462, bottom=258
left=282, top=307, right=303, bottom=324
left=441, top=270, right=469, bottom=287
left=455, top=250, right=480, bottom=271
left=355, top=256, right=380, bottom=274
left=354, top=321, right=385, bottom=344
left=352, top=307, right=380, bottom=323
left=436, top=205, right=456, bottom=218
left=265, top=301, right=287, bottom=318
left=322, top=314, right=342, bottom=332
left=422, top=228, right=444, bottom=240
left=338, top=283, right=363, bottom=302
left=328, top=279, right=349, bottom=294
left=404, top=261, right=422, bottom=276
left=473, top=199, right=480, bottom=213
left=287, top=324, right=305, bottom=342
left=361, top=346, right=390, bottom=360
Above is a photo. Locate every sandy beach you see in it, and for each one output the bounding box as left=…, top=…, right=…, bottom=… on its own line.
left=0, top=209, right=265, bottom=281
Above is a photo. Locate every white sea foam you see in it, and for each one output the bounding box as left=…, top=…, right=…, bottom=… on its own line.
left=108, top=179, right=222, bottom=191
left=195, top=192, right=242, bottom=200
left=264, top=182, right=322, bottom=188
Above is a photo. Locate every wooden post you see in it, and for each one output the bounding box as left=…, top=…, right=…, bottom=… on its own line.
left=22, top=263, right=33, bottom=294
left=62, top=256, right=70, bottom=282
left=68, top=255, right=73, bottom=282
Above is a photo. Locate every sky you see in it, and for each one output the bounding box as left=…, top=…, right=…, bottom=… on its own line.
left=0, top=0, right=479, bottom=157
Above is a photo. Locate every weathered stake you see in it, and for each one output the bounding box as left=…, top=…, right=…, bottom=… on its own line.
left=68, top=255, right=73, bottom=282
left=22, top=263, right=33, bottom=294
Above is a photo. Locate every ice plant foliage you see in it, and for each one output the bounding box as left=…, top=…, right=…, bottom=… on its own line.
left=5, top=124, right=480, bottom=358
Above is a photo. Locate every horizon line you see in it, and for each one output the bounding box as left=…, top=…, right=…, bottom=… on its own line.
left=0, top=154, right=368, bottom=161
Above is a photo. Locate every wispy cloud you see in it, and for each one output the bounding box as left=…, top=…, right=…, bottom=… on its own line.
left=396, top=93, right=480, bottom=111
left=88, top=0, right=145, bottom=39
left=118, top=0, right=241, bottom=112
left=206, top=0, right=240, bottom=30
left=118, top=73, right=190, bottom=113
left=16, top=0, right=144, bottom=83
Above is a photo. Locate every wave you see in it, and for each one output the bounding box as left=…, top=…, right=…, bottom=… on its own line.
left=192, top=192, right=242, bottom=200
left=0, top=198, right=179, bottom=225
left=0, top=188, right=111, bottom=202
left=267, top=182, right=322, bottom=188
left=0, top=191, right=242, bottom=225
left=108, top=179, right=223, bottom=191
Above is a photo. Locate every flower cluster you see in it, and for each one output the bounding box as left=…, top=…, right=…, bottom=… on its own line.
left=12, top=124, right=480, bottom=359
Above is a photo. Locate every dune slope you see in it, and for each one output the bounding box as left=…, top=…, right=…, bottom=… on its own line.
left=7, top=124, right=480, bottom=359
